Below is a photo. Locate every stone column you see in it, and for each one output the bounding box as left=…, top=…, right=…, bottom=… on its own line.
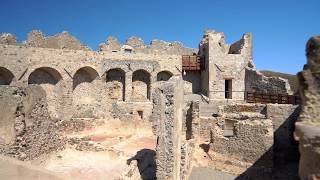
left=125, top=71, right=132, bottom=102
left=151, top=76, right=184, bottom=180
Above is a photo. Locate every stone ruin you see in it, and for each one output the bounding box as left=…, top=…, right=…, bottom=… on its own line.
left=0, top=29, right=318, bottom=180
left=294, top=36, right=320, bottom=179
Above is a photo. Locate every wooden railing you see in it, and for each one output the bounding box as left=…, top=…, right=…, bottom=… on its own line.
left=182, top=55, right=204, bottom=71
left=245, top=92, right=301, bottom=105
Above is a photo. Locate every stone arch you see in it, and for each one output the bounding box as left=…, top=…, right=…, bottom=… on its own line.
left=132, top=69, right=150, bottom=101
left=157, top=70, right=173, bottom=81
left=73, top=66, right=99, bottom=90
left=106, top=68, right=125, bottom=101
left=72, top=66, right=100, bottom=118
left=28, top=67, right=63, bottom=119
left=28, top=67, right=62, bottom=85
left=0, top=67, right=14, bottom=85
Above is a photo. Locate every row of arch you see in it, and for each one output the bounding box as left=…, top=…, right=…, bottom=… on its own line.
left=0, top=66, right=173, bottom=101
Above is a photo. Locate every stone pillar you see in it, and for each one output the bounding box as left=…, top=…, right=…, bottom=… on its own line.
left=59, top=79, right=73, bottom=121
left=125, top=71, right=132, bottom=102
left=295, top=36, right=320, bottom=179
left=151, top=76, right=183, bottom=180
left=149, top=73, right=157, bottom=101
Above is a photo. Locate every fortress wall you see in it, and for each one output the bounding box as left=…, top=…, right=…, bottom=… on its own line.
left=0, top=44, right=182, bottom=120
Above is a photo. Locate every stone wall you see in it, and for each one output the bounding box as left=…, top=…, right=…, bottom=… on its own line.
left=25, top=30, right=90, bottom=51
left=266, top=104, right=300, bottom=164
left=180, top=101, right=199, bottom=180
left=151, top=77, right=184, bottom=179
left=0, top=86, right=23, bottom=144
left=295, top=36, right=320, bottom=179
left=208, top=104, right=273, bottom=166
left=0, top=86, right=65, bottom=160
left=0, top=36, right=183, bottom=119
left=199, top=30, right=253, bottom=101
left=0, top=33, right=16, bottom=45
left=245, top=68, right=292, bottom=95
left=183, top=71, right=202, bottom=94
left=99, top=35, right=197, bottom=55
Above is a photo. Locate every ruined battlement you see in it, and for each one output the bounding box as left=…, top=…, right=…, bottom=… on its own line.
left=0, top=29, right=291, bottom=104
left=0, top=30, right=197, bottom=55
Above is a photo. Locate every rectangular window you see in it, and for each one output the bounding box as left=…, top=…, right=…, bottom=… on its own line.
left=225, top=79, right=232, bottom=99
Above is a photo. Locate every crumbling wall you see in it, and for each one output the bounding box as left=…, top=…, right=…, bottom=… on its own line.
left=198, top=103, right=273, bottom=167
left=99, top=36, right=121, bottom=52
left=0, top=86, right=65, bottom=160
left=99, top=36, right=197, bottom=55
left=245, top=68, right=292, bottom=95
left=295, top=36, right=320, bottom=179
left=200, top=30, right=253, bottom=100
left=25, top=30, right=90, bottom=50
left=0, top=37, right=181, bottom=120
left=0, top=33, right=17, bottom=45
left=151, top=77, right=184, bottom=179
left=0, top=86, right=22, bottom=144
left=210, top=118, right=273, bottom=165
left=180, top=101, right=199, bottom=180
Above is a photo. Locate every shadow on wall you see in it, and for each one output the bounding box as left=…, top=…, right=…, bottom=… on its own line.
left=198, top=106, right=300, bottom=180
left=127, top=149, right=157, bottom=180
left=183, top=71, right=201, bottom=94
left=235, top=111, right=300, bottom=180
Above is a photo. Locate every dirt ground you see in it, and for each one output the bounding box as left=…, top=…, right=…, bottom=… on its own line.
left=31, top=118, right=157, bottom=180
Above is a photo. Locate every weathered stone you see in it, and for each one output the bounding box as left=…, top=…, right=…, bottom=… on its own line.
left=25, top=30, right=90, bottom=50
left=126, top=36, right=144, bottom=48
left=0, top=33, right=17, bottom=45
left=0, top=29, right=300, bottom=179
left=152, top=77, right=184, bottom=179
left=295, top=36, right=320, bottom=179
left=99, top=36, right=121, bottom=52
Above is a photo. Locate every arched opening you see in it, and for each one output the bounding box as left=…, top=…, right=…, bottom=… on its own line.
left=72, top=67, right=100, bottom=118
left=132, top=69, right=150, bottom=101
left=73, top=67, right=99, bottom=90
left=0, top=67, right=14, bottom=85
left=157, top=71, right=173, bottom=81
left=106, top=68, right=125, bottom=101
left=28, top=67, right=63, bottom=119
left=28, top=67, right=62, bottom=85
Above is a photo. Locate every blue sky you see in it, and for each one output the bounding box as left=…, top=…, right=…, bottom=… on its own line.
left=0, top=0, right=319, bottom=74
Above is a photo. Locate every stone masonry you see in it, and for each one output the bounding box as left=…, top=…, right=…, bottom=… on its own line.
left=0, top=29, right=299, bottom=180
left=295, top=36, right=320, bottom=179
left=151, top=77, right=184, bottom=179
